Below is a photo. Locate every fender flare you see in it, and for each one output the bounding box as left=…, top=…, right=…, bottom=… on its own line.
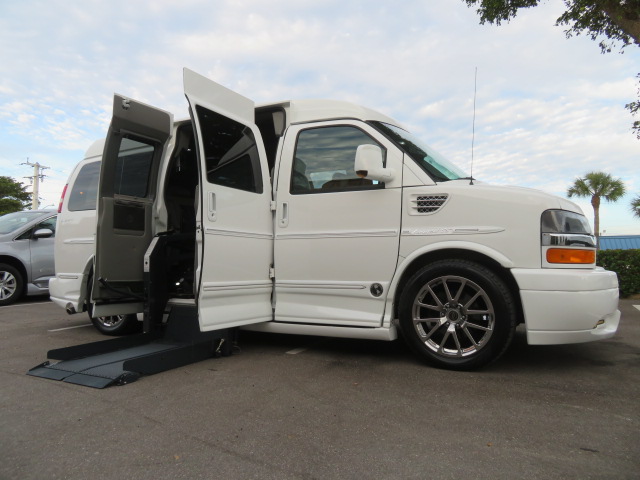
left=381, top=241, right=515, bottom=327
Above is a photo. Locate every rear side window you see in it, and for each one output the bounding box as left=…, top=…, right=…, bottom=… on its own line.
left=68, top=161, right=100, bottom=211
left=114, top=138, right=155, bottom=197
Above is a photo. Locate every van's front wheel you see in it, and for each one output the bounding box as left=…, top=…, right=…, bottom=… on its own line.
left=398, top=260, right=517, bottom=370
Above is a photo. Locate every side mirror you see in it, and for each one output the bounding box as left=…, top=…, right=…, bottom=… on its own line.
left=354, top=144, right=395, bottom=182
left=33, top=228, right=53, bottom=239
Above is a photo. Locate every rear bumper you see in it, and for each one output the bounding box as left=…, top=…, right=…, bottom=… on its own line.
left=511, top=267, right=620, bottom=345
left=49, top=274, right=87, bottom=313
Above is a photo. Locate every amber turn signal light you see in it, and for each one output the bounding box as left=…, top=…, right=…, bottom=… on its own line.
left=546, top=248, right=595, bottom=264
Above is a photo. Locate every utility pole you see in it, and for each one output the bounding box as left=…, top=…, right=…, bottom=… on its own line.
left=22, top=158, right=49, bottom=210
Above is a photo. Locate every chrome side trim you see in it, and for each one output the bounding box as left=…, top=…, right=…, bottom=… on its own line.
left=63, top=238, right=95, bottom=244
left=276, top=229, right=398, bottom=240
left=276, top=281, right=366, bottom=290
left=401, top=226, right=505, bottom=236
left=204, top=227, right=273, bottom=240
left=202, top=281, right=272, bottom=292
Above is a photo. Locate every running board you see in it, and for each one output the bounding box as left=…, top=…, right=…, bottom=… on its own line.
left=28, top=305, right=233, bottom=388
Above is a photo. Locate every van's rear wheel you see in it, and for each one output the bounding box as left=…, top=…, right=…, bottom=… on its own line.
left=89, top=312, right=141, bottom=336
left=399, top=259, right=517, bottom=370
left=86, top=273, right=141, bottom=336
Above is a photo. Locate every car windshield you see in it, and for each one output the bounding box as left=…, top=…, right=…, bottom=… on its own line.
left=370, top=121, right=467, bottom=182
left=0, top=211, right=43, bottom=234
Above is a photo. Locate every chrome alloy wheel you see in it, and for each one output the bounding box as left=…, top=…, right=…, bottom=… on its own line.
left=0, top=271, right=17, bottom=301
left=97, top=315, right=126, bottom=328
left=411, top=275, right=495, bottom=358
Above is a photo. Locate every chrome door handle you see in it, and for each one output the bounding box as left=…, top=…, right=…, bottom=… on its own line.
left=208, top=192, right=216, bottom=222
left=279, top=202, right=289, bottom=227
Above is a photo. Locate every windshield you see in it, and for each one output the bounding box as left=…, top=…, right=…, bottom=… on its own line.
left=0, top=211, right=43, bottom=234
left=370, top=121, right=467, bottom=182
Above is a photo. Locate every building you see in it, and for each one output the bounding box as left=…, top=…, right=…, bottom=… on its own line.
left=599, top=235, right=640, bottom=250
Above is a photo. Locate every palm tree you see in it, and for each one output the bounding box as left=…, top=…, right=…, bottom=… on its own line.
left=632, top=195, right=640, bottom=219
left=567, top=172, right=626, bottom=248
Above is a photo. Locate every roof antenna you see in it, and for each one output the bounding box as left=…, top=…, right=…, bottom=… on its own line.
left=470, top=66, right=477, bottom=185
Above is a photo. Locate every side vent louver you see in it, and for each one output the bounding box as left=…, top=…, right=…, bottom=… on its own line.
left=411, top=194, right=449, bottom=215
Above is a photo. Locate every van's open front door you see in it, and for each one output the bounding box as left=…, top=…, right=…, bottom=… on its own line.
left=183, top=68, right=273, bottom=331
left=92, top=95, right=173, bottom=316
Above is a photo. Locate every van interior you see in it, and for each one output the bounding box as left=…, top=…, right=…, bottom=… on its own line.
left=157, top=107, right=284, bottom=304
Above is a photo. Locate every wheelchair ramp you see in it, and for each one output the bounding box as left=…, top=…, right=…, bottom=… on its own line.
left=28, top=305, right=232, bottom=388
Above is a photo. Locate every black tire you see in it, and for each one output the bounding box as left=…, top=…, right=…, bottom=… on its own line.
left=0, top=263, right=24, bottom=306
left=86, top=274, right=142, bottom=336
left=398, top=259, right=517, bottom=370
left=89, top=311, right=141, bottom=336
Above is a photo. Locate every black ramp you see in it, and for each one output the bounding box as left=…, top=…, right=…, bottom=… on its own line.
left=28, top=342, right=184, bottom=388
left=28, top=305, right=232, bottom=388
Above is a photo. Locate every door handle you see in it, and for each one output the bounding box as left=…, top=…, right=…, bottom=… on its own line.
left=208, top=192, right=216, bottom=222
left=279, top=202, right=289, bottom=227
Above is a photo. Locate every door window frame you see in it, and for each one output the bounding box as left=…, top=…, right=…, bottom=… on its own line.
left=289, top=124, right=387, bottom=195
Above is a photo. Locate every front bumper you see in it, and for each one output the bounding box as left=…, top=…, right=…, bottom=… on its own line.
left=511, top=267, right=620, bottom=345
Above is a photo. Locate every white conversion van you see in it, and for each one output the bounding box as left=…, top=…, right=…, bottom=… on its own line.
left=51, top=139, right=140, bottom=335
left=49, top=68, right=620, bottom=371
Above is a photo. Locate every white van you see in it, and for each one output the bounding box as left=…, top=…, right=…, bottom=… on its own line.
left=49, top=68, right=620, bottom=370
left=50, top=139, right=140, bottom=335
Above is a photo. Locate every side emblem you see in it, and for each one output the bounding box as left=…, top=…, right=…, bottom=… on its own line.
left=370, top=283, right=384, bottom=297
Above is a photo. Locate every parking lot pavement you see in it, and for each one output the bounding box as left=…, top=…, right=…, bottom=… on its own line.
left=1, top=298, right=639, bottom=480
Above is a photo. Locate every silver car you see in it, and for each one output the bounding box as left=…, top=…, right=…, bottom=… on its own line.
left=0, top=210, right=57, bottom=305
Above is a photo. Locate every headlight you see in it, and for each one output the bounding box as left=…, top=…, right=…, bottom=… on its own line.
left=541, top=210, right=596, bottom=266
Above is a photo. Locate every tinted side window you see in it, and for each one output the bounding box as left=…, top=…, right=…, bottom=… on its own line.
left=195, top=105, right=263, bottom=194
left=68, top=161, right=100, bottom=211
left=291, top=126, right=385, bottom=194
left=115, top=138, right=155, bottom=197
left=15, top=215, right=57, bottom=240
left=36, top=216, right=57, bottom=235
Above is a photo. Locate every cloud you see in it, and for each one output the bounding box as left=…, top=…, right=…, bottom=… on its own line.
left=0, top=0, right=638, bottom=232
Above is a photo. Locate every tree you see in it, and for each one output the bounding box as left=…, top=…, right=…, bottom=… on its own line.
left=567, top=171, right=626, bottom=246
left=631, top=194, right=640, bottom=218
left=627, top=74, right=640, bottom=139
left=464, top=0, right=640, bottom=137
left=0, top=176, right=31, bottom=215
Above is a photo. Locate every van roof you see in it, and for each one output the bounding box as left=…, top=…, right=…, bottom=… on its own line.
left=84, top=138, right=106, bottom=159
left=85, top=99, right=404, bottom=159
left=259, top=99, right=402, bottom=127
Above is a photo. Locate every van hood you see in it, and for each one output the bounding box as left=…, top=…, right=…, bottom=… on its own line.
left=444, top=180, right=585, bottom=216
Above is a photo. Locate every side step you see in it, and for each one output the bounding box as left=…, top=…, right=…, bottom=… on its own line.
left=28, top=305, right=233, bottom=388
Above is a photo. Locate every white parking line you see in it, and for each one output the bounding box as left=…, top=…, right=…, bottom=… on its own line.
left=0, top=302, right=52, bottom=309
left=286, top=347, right=308, bottom=355
left=634, top=305, right=640, bottom=312
left=48, top=324, right=92, bottom=332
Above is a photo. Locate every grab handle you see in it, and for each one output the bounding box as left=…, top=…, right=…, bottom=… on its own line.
left=279, top=202, right=289, bottom=227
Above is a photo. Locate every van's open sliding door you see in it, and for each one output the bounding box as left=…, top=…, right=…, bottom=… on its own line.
left=183, top=68, right=274, bottom=331
left=92, top=95, right=173, bottom=316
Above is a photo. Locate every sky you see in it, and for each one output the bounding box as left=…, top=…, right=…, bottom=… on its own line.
left=0, top=0, right=638, bottom=234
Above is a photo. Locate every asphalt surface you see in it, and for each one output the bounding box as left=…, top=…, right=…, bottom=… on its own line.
left=1, top=297, right=638, bottom=480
